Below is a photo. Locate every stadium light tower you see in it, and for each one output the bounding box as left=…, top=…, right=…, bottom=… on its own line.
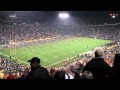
left=59, top=12, right=69, bottom=19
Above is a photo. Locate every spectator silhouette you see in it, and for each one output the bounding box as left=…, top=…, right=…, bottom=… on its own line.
left=82, top=47, right=115, bottom=79
left=26, top=57, right=51, bottom=79
left=74, top=73, right=81, bottom=79
left=49, top=68, right=56, bottom=79
left=112, top=53, right=120, bottom=79
left=54, top=70, right=65, bottom=79
left=21, top=69, right=30, bottom=79
left=81, top=71, right=94, bottom=79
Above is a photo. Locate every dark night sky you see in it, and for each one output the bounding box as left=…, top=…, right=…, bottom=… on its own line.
left=31, top=11, right=120, bottom=18
left=23, top=11, right=120, bottom=18
left=0, top=11, right=120, bottom=18
left=58, top=11, right=120, bottom=18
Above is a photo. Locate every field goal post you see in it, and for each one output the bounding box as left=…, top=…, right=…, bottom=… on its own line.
left=9, top=38, right=18, bottom=61
left=0, top=45, right=3, bottom=55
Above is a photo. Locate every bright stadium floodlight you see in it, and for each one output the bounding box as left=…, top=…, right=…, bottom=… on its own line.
left=112, top=15, right=115, bottom=19
left=59, top=13, right=69, bottom=19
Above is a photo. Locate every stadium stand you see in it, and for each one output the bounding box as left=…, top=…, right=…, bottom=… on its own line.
left=0, top=15, right=120, bottom=79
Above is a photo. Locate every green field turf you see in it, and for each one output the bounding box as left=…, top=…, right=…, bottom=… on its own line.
left=1, top=37, right=112, bottom=67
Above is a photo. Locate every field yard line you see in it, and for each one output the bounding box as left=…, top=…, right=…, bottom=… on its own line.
left=46, top=50, right=92, bottom=68
left=45, top=59, right=67, bottom=68
left=2, top=38, right=111, bottom=67
left=17, top=45, right=52, bottom=66
left=1, top=53, right=30, bottom=65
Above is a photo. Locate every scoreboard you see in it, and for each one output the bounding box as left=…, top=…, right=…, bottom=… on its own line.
left=110, top=13, right=118, bottom=19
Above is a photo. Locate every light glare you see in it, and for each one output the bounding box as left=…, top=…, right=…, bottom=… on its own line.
left=59, top=13, right=69, bottom=19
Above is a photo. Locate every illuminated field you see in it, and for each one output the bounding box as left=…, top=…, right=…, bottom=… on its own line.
left=1, top=37, right=112, bottom=67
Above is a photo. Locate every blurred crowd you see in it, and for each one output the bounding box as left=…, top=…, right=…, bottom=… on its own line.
left=0, top=17, right=120, bottom=79
left=0, top=18, right=120, bottom=45
left=0, top=41, right=120, bottom=79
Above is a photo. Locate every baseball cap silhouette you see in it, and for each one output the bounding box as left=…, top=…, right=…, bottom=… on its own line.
left=28, top=57, right=40, bottom=63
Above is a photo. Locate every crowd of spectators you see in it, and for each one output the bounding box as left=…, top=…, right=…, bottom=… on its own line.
left=0, top=18, right=120, bottom=45
left=0, top=41, right=120, bottom=79
left=46, top=42, right=120, bottom=79
left=0, top=17, right=120, bottom=79
left=0, top=55, right=29, bottom=79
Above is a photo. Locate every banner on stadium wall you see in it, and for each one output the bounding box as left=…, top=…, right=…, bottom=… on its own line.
left=107, top=44, right=116, bottom=50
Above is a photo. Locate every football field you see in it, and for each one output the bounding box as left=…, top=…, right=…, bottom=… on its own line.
left=1, top=37, right=112, bottom=67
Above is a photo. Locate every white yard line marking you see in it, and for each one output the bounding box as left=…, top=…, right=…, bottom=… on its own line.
left=43, top=60, right=47, bottom=61
left=1, top=53, right=30, bottom=65
left=46, top=59, right=67, bottom=68
left=46, top=50, right=93, bottom=68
